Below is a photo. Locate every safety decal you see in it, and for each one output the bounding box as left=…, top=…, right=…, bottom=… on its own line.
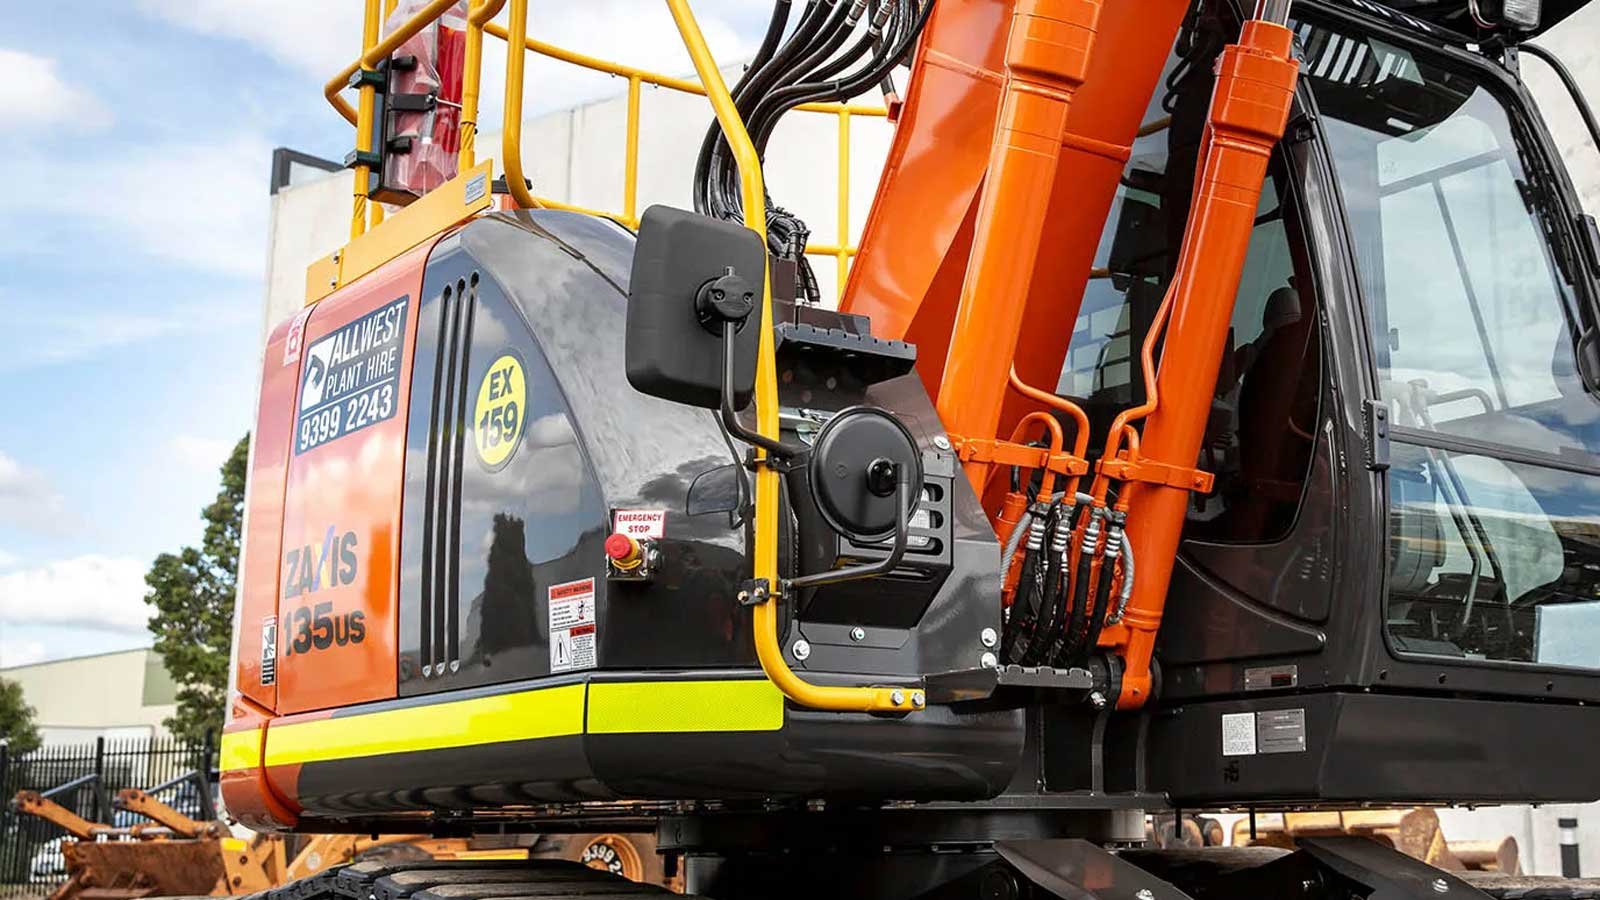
left=1222, top=708, right=1307, bottom=757
left=549, top=577, right=597, bottom=673
left=260, top=617, right=277, bottom=686
left=295, top=297, right=408, bottom=454
left=282, top=306, right=314, bottom=367
left=473, top=352, right=526, bottom=470
left=613, top=509, right=666, bottom=539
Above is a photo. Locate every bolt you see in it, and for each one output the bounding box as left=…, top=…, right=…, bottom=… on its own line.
left=850, top=626, right=866, bottom=642
left=329, top=276, right=338, bottom=288
left=911, top=691, right=925, bottom=709
left=932, top=435, right=952, bottom=451
left=1089, top=691, right=1107, bottom=709
left=792, top=639, right=811, bottom=661
left=1433, top=878, right=1449, bottom=894
left=890, top=689, right=905, bottom=706
left=1136, top=890, right=1155, bottom=900
left=980, top=651, right=998, bottom=668
left=737, top=590, right=750, bottom=604
left=981, top=627, right=998, bottom=648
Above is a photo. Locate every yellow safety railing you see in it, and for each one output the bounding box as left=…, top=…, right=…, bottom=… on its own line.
left=325, top=0, right=883, bottom=295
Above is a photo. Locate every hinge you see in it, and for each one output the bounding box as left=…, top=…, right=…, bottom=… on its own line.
left=1285, top=110, right=1318, bottom=145
left=1364, top=400, right=1390, bottom=472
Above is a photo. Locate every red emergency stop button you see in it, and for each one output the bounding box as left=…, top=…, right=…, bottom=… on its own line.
left=605, top=533, right=642, bottom=569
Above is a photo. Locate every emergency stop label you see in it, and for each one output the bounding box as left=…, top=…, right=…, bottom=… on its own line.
left=295, top=297, right=409, bottom=454
left=549, top=577, right=597, bottom=673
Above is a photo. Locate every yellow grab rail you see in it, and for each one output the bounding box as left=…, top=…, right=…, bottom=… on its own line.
left=482, top=20, right=883, bottom=294
left=322, top=0, right=880, bottom=295
left=666, top=0, right=921, bottom=715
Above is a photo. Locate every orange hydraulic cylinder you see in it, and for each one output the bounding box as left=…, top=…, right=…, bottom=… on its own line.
left=1113, top=20, right=1299, bottom=709
left=937, top=0, right=1103, bottom=491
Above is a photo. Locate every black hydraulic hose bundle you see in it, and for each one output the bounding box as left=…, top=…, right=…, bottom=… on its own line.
left=1000, top=499, right=1058, bottom=665
left=691, top=0, right=936, bottom=303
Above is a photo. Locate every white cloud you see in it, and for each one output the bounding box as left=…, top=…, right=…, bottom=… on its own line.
left=0, top=135, right=273, bottom=280
left=0, top=452, right=70, bottom=535
left=170, top=436, right=236, bottom=473
left=0, top=555, right=149, bottom=634
left=134, top=0, right=364, bottom=78
left=0, top=639, right=47, bottom=668
left=0, top=301, right=255, bottom=373
left=0, top=48, right=111, bottom=130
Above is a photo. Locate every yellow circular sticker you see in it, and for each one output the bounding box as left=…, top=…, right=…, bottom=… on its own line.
left=473, top=353, right=526, bottom=469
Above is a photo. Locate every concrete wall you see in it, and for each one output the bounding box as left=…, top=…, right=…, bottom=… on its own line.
left=1, top=649, right=178, bottom=745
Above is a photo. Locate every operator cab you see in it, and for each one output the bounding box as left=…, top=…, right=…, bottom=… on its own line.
left=1062, top=0, right=1600, bottom=805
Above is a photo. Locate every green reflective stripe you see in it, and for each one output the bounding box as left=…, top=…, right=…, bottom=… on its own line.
left=587, top=679, right=785, bottom=734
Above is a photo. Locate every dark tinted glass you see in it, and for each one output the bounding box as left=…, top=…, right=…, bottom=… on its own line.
left=1058, top=13, right=1322, bottom=544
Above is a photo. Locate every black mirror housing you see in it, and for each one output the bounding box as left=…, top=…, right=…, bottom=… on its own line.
left=626, top=205, right=766, bottom=410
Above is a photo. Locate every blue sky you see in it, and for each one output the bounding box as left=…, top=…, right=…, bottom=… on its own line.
left=0, top=0, right=762, bottom=668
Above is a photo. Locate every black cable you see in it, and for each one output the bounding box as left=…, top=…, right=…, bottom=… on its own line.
left=707, top=0, right=837, bottom=220
left=694, top=0, right=818, bottom=215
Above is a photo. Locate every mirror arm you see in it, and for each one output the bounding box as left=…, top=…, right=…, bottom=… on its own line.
left=720, top=321, right=802, bottom=459
left=785, top=465, right=912, bottom=592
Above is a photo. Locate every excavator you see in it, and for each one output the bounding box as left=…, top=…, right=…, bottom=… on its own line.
left=221, top=0, right=1600, bottom=896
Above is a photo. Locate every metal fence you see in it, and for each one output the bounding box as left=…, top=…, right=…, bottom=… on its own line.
left=0, top=735, right=216, bottom=897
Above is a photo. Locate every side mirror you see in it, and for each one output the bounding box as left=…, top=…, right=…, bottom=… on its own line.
left=1577, top=327, right=1600, bottom=396
left=626, top=205, right=766, bottom=410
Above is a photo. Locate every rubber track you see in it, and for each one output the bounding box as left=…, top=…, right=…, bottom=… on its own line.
left=248, top=858, right=702, bottom=900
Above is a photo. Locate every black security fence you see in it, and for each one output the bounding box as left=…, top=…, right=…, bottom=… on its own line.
left=0, top=735, right=215, bottom=897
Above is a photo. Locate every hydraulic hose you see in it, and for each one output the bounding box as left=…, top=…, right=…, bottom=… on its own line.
left=694, top=0, right=826, bottom=216
left=748, top=0, right=932, bottom=155
left=1024, top=503, right=1075, bottom=666
left=1001, top=501, right=1053, bottom=664
left=1108, top=527, right=1135, bottom=624
left=1079, top=514, right=1123, bottom=667
left=1058, top=507, right=1104, bottom=666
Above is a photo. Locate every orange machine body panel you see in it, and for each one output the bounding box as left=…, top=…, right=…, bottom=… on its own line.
left=840, top=0, right=1009, bottom=368
left=273, top=240, right=434, bottom=714
left=235, top=315, right=304, bottom=711
left=845, top=0, right=1194, bottom=458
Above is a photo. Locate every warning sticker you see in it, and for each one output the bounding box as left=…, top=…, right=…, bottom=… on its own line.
left=295, top=297, right=409, bottom=454
left=612, top=509, right=666, bottom=540
left=1221, top=712, right=1257, bottom=757
left=549, top=578, right=597, bottom=673
left=260, top=616, right=277, bottom=686
left=282, top=307, right=314, bottom=367
left=1257, top=708, right=1307, bottom=755
left=1221, top=709, right=1308, bottom=757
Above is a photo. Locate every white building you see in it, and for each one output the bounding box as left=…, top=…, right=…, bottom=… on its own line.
left=0, top=649, right=179, bottom=745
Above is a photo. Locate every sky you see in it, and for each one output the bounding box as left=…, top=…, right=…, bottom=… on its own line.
left=0, top=0, right=765, bottom=668
left=0, top=1, right=1596, bottom=671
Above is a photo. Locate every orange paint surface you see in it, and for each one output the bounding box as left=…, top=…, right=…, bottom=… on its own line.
left=274, top=240, right=434, bottom=715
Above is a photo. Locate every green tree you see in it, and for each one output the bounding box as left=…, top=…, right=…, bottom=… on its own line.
left=145, top=435, right=249, bottom=743
left=0, top=677, right=41, bottom=756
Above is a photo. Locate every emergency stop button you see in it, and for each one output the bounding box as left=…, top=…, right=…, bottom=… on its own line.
left=606, top=533, right=642, bottom=569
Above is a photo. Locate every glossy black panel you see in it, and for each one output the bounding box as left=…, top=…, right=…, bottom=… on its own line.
left=1147, top=691, right=1600, bottom=805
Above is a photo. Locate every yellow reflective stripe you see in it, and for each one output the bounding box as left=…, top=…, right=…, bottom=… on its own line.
left=263, top=683, right=586, bottom=767
left=587, top=679, right=784, bottom=734
left=220, top=728, right=261, bottom=772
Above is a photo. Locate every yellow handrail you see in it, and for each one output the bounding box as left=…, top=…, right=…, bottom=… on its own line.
left=499, top=0, right=543, bottom=211
left=482, top=19, right=882, bottom=293
left=323, top=1, right=882, bottom=292
left=665, top=0, right=921, bottom=716
left=458, top=0, right=508, bottom=172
